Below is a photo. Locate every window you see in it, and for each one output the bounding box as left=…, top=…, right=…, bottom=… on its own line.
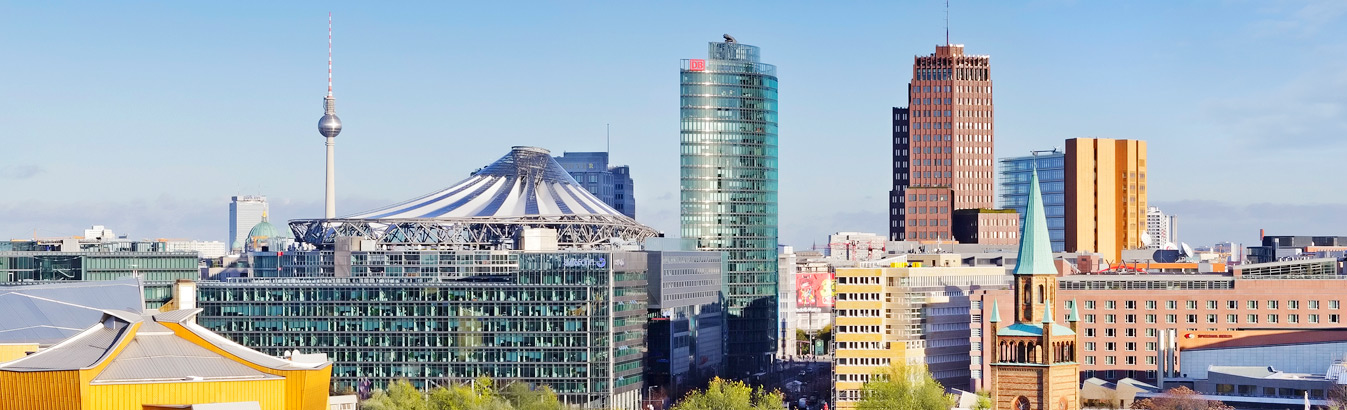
left=1085, top=342, right=1096, bottom=351
left=1106, top=314, right=1116, bottom=324
left=1333, top=300, right=1341, bottom=309
left=1085, top=314, right=1096, bottom=323
left=1125, top=301, right=1137, bottom=310
left=1186, top=301, right=1198, bottom=310
left=1227, top=300, right=1237, bottom=310
left=1105, top=342, right=1116, bottom=351
left=1085, top=328, right=1096, bottom=337
left=1085, top=356, right=1095, bottom=365
left=1186, top=314, right=1197, bottom=323
left=1248, top=300, right=1258, bottom=310
left=1205, top=314, right=1216, bottom=323
left=1268, top=300, right=1279, bottom=309
left=1126, top=328, right=1137, bottom=337
left=1311, top=300, right=1320, bottom=309
left=1106, top=301, right=1117, bottom=309
left=1146, top=328, right=1157, bottom=337
left=1147, top=356, right=1157, bottom=365
left=1125, top=342, right=1136, bottom=351
left=1311, top=314, right=1320, bottom=323
left=1206, top=300, right=1217, bottom=309
left=1146, top=301, right=1157, bottom=310
left=1166, top=314, right=1177, bottom=324
left=1167, top=301, right=1177, bottom=310
left=1289, top=314, right=1300, bottom=324
left=1247, top=314, right=1258, bottom=324
left=1268, top=314, right=1279, bottom=323
left=1145, top=314, right=1156, bottom=323
left=1290, top=300, right=1300, bottom=310
left=1227, top=314, right=1237, bottom=323
left=1126, top=356, right=1137, bottom=365
left=1105, top=356, right=1116, bottom=365
left=1332, top=314, right=1341, bottom=323
left=1145, top=342, right=1156, bottom=351
left=1126, top=314, right=1137, bottom=323
left=1105, top=328, right=1116, bottom=337
left=1085, top=301, right=1096, bottom=310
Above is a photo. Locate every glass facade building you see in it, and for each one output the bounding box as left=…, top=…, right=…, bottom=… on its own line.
left=999, top=151, right=1066, bottom=252
left=679, top=37, right=779, bottom=373
left=196, top=250, right=649, bottom=410
left=555, top=152, right=637, bottom=219
left=0, top=240, right=201, bottom=308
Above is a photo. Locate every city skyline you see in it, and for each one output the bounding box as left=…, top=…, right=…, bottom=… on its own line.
left=3, top=1, right=1346, bottom=248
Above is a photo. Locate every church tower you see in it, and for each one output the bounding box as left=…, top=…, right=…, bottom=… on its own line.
left=990, top=168, right=1081, bottom=410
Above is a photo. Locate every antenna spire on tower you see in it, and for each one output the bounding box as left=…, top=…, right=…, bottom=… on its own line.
left=945, top=0, right=950, bottom=46
left=327, top=11, right=332, bottom=95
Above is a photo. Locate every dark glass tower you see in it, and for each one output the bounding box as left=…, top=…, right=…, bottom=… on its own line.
left=679, top=35, right=778, bottom=374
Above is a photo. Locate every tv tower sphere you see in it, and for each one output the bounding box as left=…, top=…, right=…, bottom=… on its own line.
left=319, top=100, right=342, bottom=138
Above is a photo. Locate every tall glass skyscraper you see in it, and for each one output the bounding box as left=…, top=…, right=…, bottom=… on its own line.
left=679, top=35, right=778, bottom=374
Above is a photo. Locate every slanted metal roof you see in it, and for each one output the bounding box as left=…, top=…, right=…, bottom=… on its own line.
left=1, top=308, right=329, bottom=379
left=0, top=278, right=144, bottom=346
left=93, top=334, right=274, bottom=382
left=0, top=312, right=134, bottom=371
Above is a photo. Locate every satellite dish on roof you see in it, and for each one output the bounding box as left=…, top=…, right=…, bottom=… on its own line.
left=1153, top=250, right=1181, bottom=263
left=1140, top=234, right=1153, bottom=247
left=1181, top=243, right=1194, bottom=257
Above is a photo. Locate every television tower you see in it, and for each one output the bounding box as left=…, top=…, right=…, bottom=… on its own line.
left=317, top=12, right=342, bottom=218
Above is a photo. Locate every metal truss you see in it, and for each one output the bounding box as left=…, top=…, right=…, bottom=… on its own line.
left=288, top=215, right=660, bottom=250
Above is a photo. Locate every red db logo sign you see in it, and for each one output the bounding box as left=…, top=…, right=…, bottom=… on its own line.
left=689, top=59, right=706, bottom=71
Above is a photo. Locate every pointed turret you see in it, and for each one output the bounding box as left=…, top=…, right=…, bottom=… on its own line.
left=989, top=300, right=1001, bottom=324
left=1012, top=168, right=1056, bottom=275
left=1042, top=300, right=1054, bottom=324
left=1067, top=299, right=1080, bottom=323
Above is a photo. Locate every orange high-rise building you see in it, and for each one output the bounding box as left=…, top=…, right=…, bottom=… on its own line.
left=889, top=44, right=995, bottom=242
left=1065, top=138, right=1147, bottom=262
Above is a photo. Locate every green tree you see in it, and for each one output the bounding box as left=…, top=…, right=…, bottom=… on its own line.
left=855, top=364, right=953, bottom=410
left=361, top=379, right=430, bottom=410
left=1130, top=386, right=1233, bottom=410
left=972, top=391, right=992, bottom=410
left=429, top=377, right=513, bottom=410
left=501, top=381, right=566, bottom=410
left=671, top=377, right=784, bottom=410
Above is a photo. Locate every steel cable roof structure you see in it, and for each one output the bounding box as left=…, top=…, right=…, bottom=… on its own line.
left=289, top=146, right=659, bottom=249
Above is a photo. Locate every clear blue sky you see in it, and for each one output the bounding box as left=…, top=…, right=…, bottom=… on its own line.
left=2, top=1, right=1345, bottom=248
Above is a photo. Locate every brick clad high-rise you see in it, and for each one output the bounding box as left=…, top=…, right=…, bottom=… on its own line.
left=889, top=44, right=995, bottom=242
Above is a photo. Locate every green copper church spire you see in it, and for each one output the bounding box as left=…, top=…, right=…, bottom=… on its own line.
left=1012, top=168, right=1057, bottom=275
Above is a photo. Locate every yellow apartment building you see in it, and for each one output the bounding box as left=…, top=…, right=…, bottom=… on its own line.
left=832, top=254, right=1010, bottom=408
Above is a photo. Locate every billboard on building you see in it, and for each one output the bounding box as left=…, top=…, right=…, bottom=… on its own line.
left=795, top=272, right=834, bottom=311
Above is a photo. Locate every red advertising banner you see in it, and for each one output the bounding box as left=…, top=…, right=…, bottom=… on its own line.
left=796, top=272, right=835, bottom=309
left=688, top=59, right=706, bottom=71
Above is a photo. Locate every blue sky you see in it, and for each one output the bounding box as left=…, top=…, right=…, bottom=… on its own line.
left=2, top=1, right=1345, bottom=248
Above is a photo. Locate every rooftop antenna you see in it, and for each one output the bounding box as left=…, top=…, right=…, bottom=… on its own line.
left=945, top=0, right=950, bottom=46
left=606, top=123, right=610, bottom=154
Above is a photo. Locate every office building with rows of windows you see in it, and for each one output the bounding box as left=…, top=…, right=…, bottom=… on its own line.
left=679, top=35, right=779, bottom=374
left=889, top=44, right=996, bottom=243
left=970, top=257, right=1347, bottom=390
left=0, top=239, right=201, bottom=309
left=197, top=250, right=650, bottom=409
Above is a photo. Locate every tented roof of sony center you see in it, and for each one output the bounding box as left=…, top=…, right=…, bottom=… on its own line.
left=289, top=146, right=658, bottom=249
